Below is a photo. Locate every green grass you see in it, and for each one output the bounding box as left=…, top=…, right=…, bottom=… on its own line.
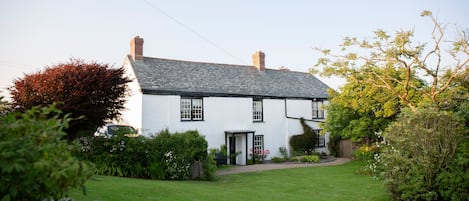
left=69, top=161, right=391, bottom=201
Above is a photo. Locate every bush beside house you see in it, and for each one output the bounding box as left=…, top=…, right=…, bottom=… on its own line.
left=0, top=105, right=93, bottom=201
left=76, top=130, right=215, bottom=181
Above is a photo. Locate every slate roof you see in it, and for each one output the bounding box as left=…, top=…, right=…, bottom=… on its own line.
left=128, top=55, right=329, bottom=99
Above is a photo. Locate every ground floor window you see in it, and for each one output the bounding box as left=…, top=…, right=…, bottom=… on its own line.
left=252, top=135, right=269, bottom=161
left=253, top=135, right=264, bottom=152
left=314, top=129, right=325, bottom=147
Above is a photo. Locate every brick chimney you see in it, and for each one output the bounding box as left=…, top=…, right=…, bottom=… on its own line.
left=130, top=36, right=144, bottom=61
left=252, top=51, right=265, bottom=71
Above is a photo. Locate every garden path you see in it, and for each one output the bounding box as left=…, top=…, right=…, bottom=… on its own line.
left=216, top=157, right=352, bottom=176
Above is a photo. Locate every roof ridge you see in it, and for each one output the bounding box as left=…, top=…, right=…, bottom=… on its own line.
left=143, top=56, right=252, bottom=68
left=142, top=56, right=316, bottom=75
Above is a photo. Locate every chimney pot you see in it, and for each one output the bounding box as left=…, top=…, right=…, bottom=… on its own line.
left=130, top=36, right=144, bottom=61
left=278, top=66, right=290, bottom=71
left=252, top=51, right=265, bottom=71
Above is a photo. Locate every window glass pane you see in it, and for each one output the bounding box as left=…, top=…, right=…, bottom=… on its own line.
left=192, top=98, right=203, bottom=120
left=318, top=101, right=324, bottom=118
left=312, top=101, right=318, bottom=118
left=181, top=98, right=191, bottom=120
left=254, top=135, right=264, bottom=152
left=253, top=100, right=262, bottom=121
left=314, top=129, right=325, bottom=147
left=312, top=100, right=324, bottom=119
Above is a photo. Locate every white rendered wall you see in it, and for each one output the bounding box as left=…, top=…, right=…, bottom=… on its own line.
left=119, top=58, right=143, bottom=131
left=138, top=95, right=330, bottom=163
left=251, top=99, right=287, bottom=159
left=285, top=99, right=330, bottom=155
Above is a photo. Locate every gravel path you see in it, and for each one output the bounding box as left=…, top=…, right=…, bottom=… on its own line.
left=216, top=157, right=352, bottom=176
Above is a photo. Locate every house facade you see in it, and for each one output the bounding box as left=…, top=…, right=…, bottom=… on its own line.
left=121, top=36, right=330, bottom=165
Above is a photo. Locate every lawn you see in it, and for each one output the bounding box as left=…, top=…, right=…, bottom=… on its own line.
left=69, top=161, right=391, bottom=201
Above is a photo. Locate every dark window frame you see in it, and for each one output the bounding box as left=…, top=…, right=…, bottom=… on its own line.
left=252, top=99, right=264, bottom=122
left=312, top=99, right=325, bottom=119
left=180, top=97, right=204, bottom=121
left=314, top=129, right=326, bottom=147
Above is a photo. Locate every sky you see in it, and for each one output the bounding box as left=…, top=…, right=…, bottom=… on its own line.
left=1, top=0, right=468, bottom=99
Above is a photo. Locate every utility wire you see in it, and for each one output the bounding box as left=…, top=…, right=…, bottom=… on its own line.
left=143, top=0, right=247, bottom=64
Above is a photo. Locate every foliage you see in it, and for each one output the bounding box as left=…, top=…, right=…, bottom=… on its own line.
left=209, top=144, right=228, bottom=167
left=0, top=105, right=93, bottom=201
left=203, top=151, right=217, bottom=181
left=70, top=161, right=391, bottom=201
left=353, top=143, right=378, bottom=162
left=378, top=108, right=465, bottom=201
left=289, top=118, right=318, bottom=155
left=327, top=132, right=342, bottom=156
left=9, top=59, right=132, bottom=141
left=249, top=148, right=270, bottom=163
left=0, top=96, right=12, bottom=115
left=271, top=156, right=285, bottom=163
left=315, top=11, right=468, bottom=112
left=435, top=139, right=469, bottom=200
left=322, top=85, right=398, bottom=142
left=300, top=155, right=320, bottom=163
left=278, top=146, right=289, bottom=160
left=75, top=130, right=213, bottom=181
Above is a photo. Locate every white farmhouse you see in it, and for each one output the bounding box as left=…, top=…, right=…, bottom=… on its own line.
left=121, top=36, right=330, bottom=165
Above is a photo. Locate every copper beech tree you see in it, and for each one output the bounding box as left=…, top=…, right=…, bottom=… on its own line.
left=10, top=59, right=132, bottom=140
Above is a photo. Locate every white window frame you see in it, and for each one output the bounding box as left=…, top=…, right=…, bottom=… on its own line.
left=180, top=97, right=204, bottom=121
left=312, top=100, right=324, bottom=119
left=252, top=99, right=263, bottom=122
left=253, top=135, right=264, bottom=153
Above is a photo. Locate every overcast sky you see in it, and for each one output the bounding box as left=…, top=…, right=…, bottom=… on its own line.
left=1, top=0, right=468, bottom=98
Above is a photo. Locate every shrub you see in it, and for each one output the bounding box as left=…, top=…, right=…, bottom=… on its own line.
left=279, top=146, right=289, bottom=160
left=75, top=129, right=213, bottom=181
left=380, top=108, right=465, bottom=201
left=249, top=148, right=270, bottom=163
left=0, top=105, right=92, bottom=201
left=271, top=156, right=285, bottom=163
left=327, top=134, right=342, bottom=157
left=435, top=139, right=469, bottom=200
left=353, top=144, right=377, bottom=161
left=301, top=155, right=320, bottom=163
left=289, top=118, right=318, bottom=155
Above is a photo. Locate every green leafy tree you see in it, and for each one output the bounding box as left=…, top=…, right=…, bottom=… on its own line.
left=0, top=105, right=93, bottom=201
left=315, top=11, right=468, bottom=112
left=314, top=10, right=469, bottom=201
left=9, top=59, right=132, bottom=140
left=322, top=82, right=400, bottom=143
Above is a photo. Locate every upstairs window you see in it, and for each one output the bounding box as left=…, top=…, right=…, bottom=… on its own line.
left=253, top=99, right=263, bottom=122
left=181, top=97, right=203, bottom=121
left=312, top=100, right=324, bottom=119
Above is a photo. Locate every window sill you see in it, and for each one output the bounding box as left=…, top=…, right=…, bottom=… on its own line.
left=253, top=121, right=264, bottom=123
